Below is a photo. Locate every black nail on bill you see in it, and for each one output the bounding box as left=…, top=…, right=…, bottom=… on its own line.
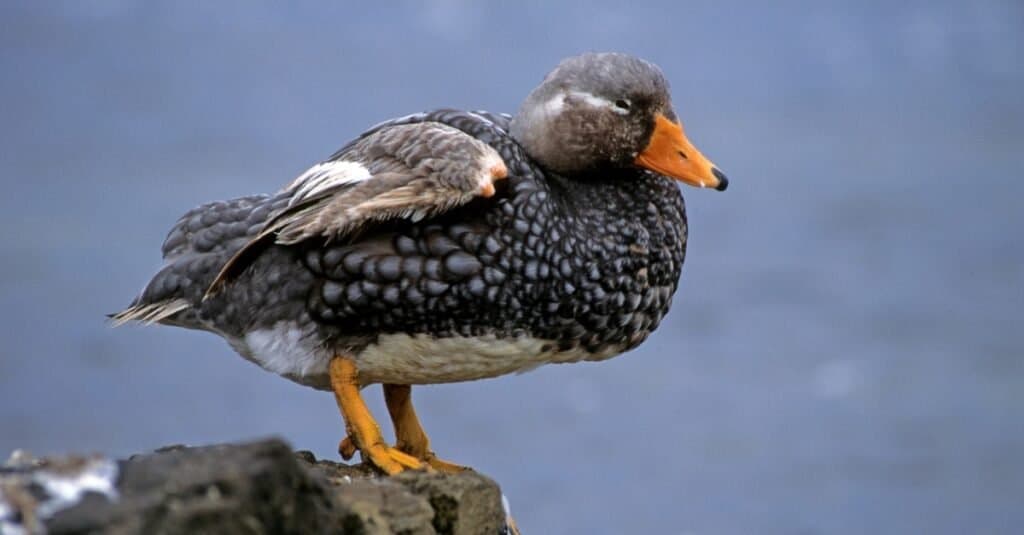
left=712, top=167, right=729, bottom=191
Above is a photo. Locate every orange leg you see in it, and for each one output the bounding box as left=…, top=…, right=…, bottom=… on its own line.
left=337, top=383, right=470, bottom=473
left=328, top=357, right=424, bottom=475
left=383, top=384, right=470, bottom=473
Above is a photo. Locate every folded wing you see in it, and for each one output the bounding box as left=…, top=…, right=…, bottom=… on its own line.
left=205, top=121, right=507, bottom=297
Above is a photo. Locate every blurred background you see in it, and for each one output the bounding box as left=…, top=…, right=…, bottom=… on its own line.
left=1, top=1, right=1022, bottom=533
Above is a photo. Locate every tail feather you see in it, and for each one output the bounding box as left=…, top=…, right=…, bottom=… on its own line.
left=109, top=298, right=190, bottom=327
left=113, top=193, right=290, bottom=329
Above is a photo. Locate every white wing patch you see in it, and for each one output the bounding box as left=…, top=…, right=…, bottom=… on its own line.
left=285, top=160, right=372, bottom=206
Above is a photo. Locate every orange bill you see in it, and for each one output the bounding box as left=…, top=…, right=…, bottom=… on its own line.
left=635, top=114, right=728, bottom=191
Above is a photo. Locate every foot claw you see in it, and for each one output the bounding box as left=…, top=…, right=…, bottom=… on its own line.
left=342, top=437, right=468, bottom=474
left=423, top=453, right=471, bottom=474
left=338, top=436, right=356, bottom=460
left=365, top=443, right=425, bottom=475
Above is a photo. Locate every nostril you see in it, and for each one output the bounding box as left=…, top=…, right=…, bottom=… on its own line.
left=677, top=150, right=688, bottom=160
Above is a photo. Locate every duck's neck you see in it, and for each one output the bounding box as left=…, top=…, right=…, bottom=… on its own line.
left=557, top=170, right=684, bottom=224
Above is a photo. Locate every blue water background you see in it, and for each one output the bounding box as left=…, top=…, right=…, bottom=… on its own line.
left=1, top=2, right=1022, bottom=533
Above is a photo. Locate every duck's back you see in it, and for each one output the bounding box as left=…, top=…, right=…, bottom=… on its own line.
left=115, top=110, right=515, bottom=327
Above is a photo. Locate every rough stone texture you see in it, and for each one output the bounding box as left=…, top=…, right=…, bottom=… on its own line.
left=3, top=438, right=508, bottom=535
left=392, top=472, right=504, bottom=535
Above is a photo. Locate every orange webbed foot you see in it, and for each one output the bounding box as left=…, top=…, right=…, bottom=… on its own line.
left=329, top=358, right=427, bottom=475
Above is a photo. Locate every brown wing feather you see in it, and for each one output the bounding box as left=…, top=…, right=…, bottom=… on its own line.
left=205, top=121, right=507, bottom=298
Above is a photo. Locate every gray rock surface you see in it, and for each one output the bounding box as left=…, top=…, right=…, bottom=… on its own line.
left=1, top=438, right=512, bottom=535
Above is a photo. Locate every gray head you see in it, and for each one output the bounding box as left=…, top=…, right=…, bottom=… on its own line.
left=510, top=52, right=727, bottom=191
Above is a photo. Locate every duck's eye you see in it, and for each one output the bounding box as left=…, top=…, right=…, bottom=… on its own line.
left=614, top=99, right=632, bottom=112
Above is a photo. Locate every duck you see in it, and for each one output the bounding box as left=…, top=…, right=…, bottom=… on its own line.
left=113, top=52, right=728, bottom=475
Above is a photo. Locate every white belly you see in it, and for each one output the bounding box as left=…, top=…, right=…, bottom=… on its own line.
left=227, top=322, right=624, bottom=389
left=355, top=333, right=623, bottom=385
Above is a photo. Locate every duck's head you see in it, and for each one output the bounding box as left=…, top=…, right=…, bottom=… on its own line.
left=510, top=52, right=727, bottom=191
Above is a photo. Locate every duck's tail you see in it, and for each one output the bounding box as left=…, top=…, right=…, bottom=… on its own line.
left=111, top=193, right=288, bottom=329
left=108, top=298, right=191, bottom=327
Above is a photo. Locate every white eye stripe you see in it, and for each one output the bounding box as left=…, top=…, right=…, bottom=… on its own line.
left=566, top=91, right=613, bottom=109
left=541, top=93, right=566, bottom=117
left=551, top=91, right=631, bottom=115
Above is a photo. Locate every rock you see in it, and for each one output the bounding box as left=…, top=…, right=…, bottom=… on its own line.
left=1, top=438, right=515, bottom=535
left=392, top=471, right=504, bottom=535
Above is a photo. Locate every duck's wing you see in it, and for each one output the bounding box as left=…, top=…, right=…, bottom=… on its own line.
left=205, top=121, right=507, bottom=297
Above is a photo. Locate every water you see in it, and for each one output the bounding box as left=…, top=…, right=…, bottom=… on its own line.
left=1, top=2, right=1022, bottom=533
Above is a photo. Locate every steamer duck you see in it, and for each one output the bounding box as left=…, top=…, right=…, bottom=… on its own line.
left=114, top=53, right=729, bottom=474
